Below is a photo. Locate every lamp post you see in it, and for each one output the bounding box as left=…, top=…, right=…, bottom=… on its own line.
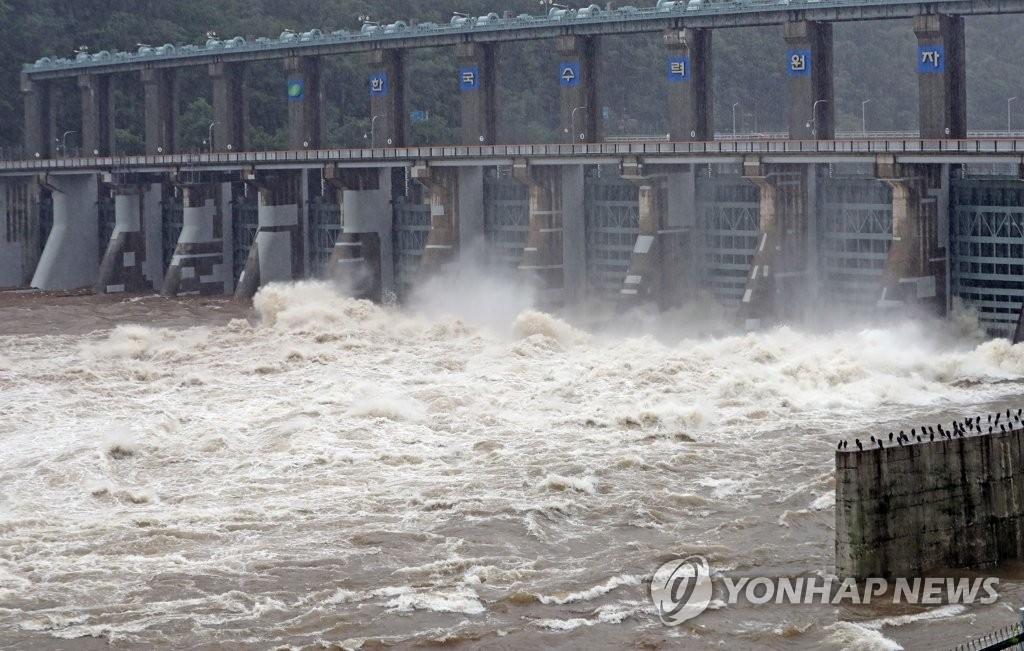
left=861, top=99, right=871, bottom=135
left=732, top=102, right=739, bottom=137
left=207, top=122, right=217, bottom=153
left=1009, top=97, right=1018, bottom=134
left=59, top=130, right=76, bottom=156
left=369, top=115, right=382, bottom=148
left=806, top=99, right=828, bottom=138
left=569, top=105, right=587, bottom=143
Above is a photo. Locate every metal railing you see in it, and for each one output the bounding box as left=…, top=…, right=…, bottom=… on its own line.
left=2, top=138, right=1022, bottom=174
left=949, top=609, right=1024, bottom=651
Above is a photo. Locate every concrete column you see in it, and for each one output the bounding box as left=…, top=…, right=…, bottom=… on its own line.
left=79, top=74, right=115, bottom=156
left=21, top=73, right=55, bottom=159
left=368, top=50, right=407, bottom=148
left=210, top=62, right=248, bottom=152
left=557, top=36, right=600, bottom=144
left=738, top=158, right=812, bottom=328
left=784, top=21, right=834, bottom=140
left=285, top=56, right=324, bottom=150
left=234, top=170, right=305, bottom=299
left=561, top=165, right=587, bottom=305
left=665, top=28, right=712, bottom=141
left=914, top=15, right=966, bottom=139
left=618, top=158, right=677, bottom=307
left=322, top=166, right=382, bottom=299
left=513, top=159, right=564, bottom=303
left=456, top=43, right=497, bottom=146
left=142, top=69, right=177, bottom=154
left=96, top=184, right=149, bottom=293
left=162, top=183, right=230, bottom=296
left=874, top=156, right=946, bottom=315
left=142, top=183, right=165, bottom=288
left=31, top=174, right=100, bottom=290
left=458, top=166, right=485, bottom=250
left=410, top=163, right=459, bottom=278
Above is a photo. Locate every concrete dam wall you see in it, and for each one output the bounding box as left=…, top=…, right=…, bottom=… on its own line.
left=836, top=421, right=1024, bottom=579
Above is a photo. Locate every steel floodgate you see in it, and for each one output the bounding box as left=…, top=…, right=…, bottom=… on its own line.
left=2, top=283, right=1024, bottom=650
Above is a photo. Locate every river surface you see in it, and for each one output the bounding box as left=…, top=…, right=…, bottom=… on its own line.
left=3, top=282, right=1024, bottom=650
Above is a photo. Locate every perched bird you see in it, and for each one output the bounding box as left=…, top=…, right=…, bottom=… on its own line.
left=930, top=432, right=935, bottom=442
left=856, top=439, right=863, bottom=451
left=837, top=440, right=844, bottom=450
left=917, top=435, right=922, bottom=442
left=889, top=432, right=894, bottom=442
left=877, top=439, right=884, bottom=448
left=871, top=435, right=876, bottom=444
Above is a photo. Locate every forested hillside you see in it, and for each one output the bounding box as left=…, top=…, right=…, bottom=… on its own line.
left=0, top=0, right=1022, bottom=151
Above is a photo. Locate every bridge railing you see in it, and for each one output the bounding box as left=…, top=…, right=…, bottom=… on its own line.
left=2, top=138, right=1022, bottom=172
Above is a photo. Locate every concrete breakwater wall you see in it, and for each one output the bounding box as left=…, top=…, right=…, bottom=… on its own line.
left=836, top=425, right=1024, bottom=579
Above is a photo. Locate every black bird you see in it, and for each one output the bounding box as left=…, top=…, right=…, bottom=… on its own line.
left=1001, top=424, right=1007, bottom=433
left=871, top=435, right=876, bottom=444
left=837, top=440, right=843, bottom=450
left=856, top=439, right=863, bottom=451
left=1007, top=408, right=1012, bottom=419
left=911, top=428, right=916, bottom=437
left=877, top=439, right=884, bottom=448
left=989, top=414, right=993, bottom=423
left=889, top=432, right=894, bottom=442
left=990, top=426, right=994, bottom=434
left=898, top=438, right=904, bottom=447
left=930, top=432, right=935, bottom=442
left=917, top=435, right=922, bottom=442
left=996, top=413, right=1002, bottom=426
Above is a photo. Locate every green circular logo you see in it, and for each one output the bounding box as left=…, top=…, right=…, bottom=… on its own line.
left=287, top=81, right=303, bottom=99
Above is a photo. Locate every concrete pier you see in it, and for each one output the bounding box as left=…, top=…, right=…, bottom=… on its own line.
left=738, top=158, right=811, bottom=327
left=210, top=62, right=248, bottom=152
left=162, top=183, right=232, bottom=296
left=837, top=425, right=1024, bottom=579
left=875, top=156, right=946, bottom=315
left=79, top=74, right=114, bottom=157
left=31, top=174, right=99, bottom=290
left=914, top=14, right=966, bottom=139
left=410, top=163, right=459, bottom=277
left=285, top=56, right=323, bottom=150
left=21, top=74, right=55, bottom=159
left=235, top=170, right=306, bottom=298
left=96, top=185, right=149, bottom=293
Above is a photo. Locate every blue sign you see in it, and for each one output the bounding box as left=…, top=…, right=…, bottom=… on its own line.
left=369, top=73, right=388, bottom=96
left=410, top=110, right=426, bottom=123
left=667, top=57, right=690, bottom=82
left=459, top=67, right=479, bottom=91
left=918, top=46, right=945, bottom=73
left=787, top=50, right=811, bottom=77
left=287, top=80, right=304, bottom=101
left=559, top=62, right=580, bottom=87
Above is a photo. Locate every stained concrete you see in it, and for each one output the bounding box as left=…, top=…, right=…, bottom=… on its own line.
left=836, top=427, right=1024, bottom=579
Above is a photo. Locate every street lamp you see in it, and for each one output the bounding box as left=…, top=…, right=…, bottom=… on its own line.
left=1009, top=97, right=1018, bottom=134
left=59, top=130, right=76, bottom=156
left=732, top=102, right=740, bottom=137
left=806, top=99, right=828, bottom=138
left=861, top=99, right=871, bottom=135
left=370, top=115, right=382, bottom=148
left=207, top=122, right=217, bottom=152
left=568, top=105, right=587, bottom=143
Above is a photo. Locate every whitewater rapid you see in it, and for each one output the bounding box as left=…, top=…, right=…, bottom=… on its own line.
left=2, top=282, right=1024, bottom=650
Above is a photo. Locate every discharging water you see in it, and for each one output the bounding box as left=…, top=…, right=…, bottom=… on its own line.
left=3, top=283, right=1024, bottom=650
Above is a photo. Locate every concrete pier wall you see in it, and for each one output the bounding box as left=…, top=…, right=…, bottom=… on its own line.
left=836, top=428, right=1024, bottom=579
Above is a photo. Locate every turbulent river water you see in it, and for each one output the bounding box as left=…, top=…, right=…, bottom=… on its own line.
left=3, top=281, right=1024, bottom=650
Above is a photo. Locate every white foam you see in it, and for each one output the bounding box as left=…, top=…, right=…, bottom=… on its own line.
left=821, top=621, right=904, bottom=650
left=537, top=574, right=642, bottom=605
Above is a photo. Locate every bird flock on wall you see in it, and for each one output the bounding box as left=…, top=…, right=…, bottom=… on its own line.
left=837, top=408, right=1024, bottom=452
